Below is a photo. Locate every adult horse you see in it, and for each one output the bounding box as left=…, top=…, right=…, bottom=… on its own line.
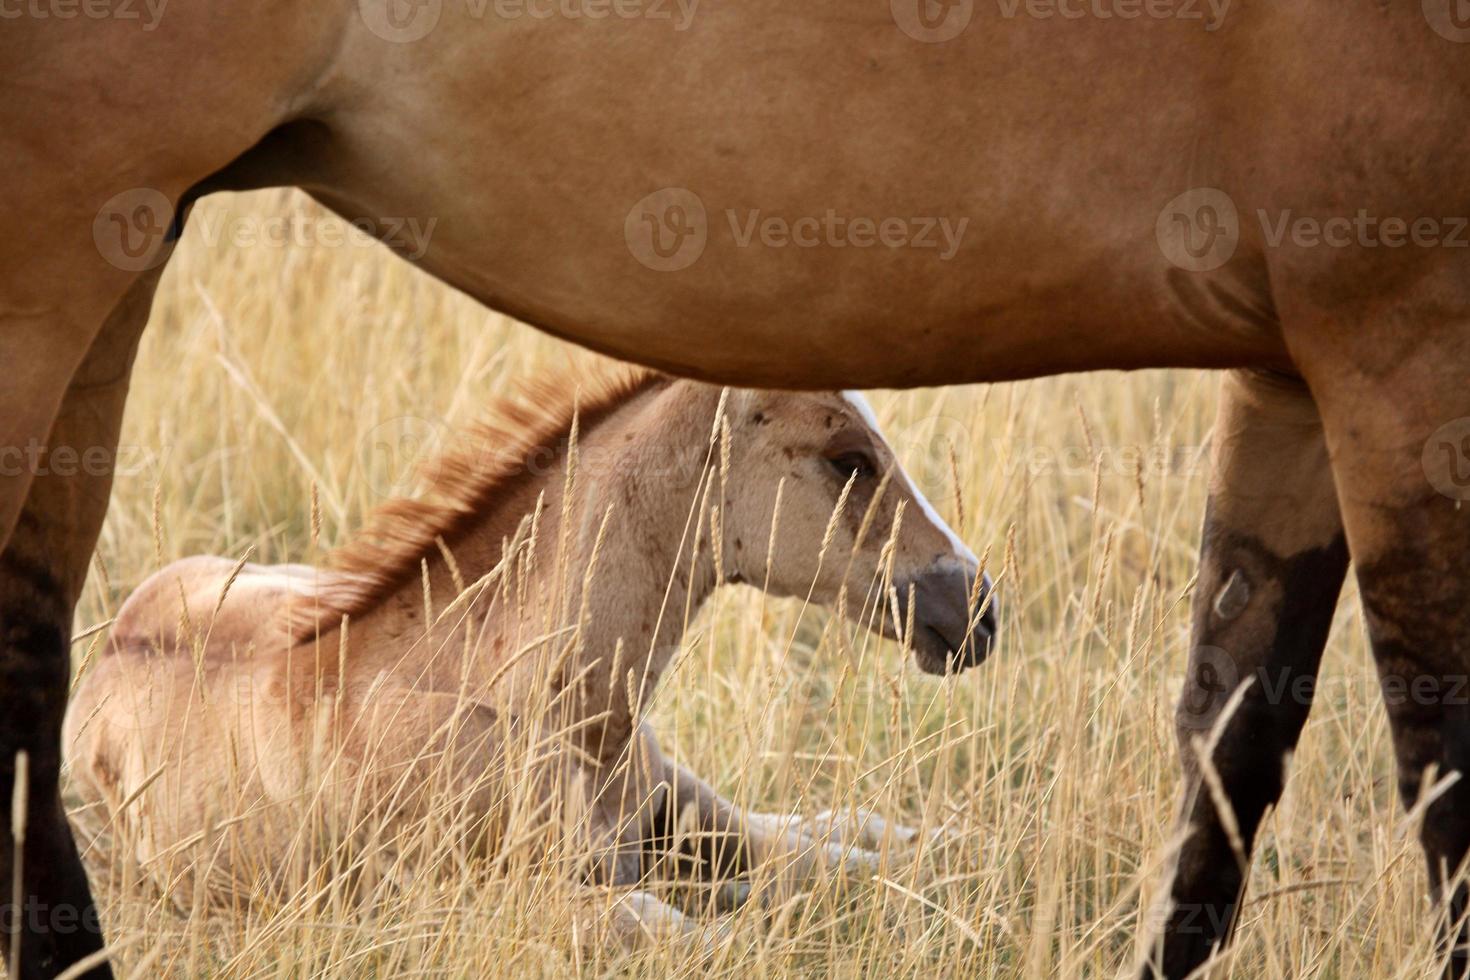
left=3, top=2, right=1467, bottom=977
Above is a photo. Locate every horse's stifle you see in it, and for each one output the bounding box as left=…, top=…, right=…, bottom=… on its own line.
left=62, top=369, right=994, bottom=945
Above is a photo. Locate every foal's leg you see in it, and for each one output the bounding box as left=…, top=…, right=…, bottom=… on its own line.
left=1301, top=322, right=1470, bottom=978
left=1143, top=370, right=1348, bottom=978
left=576, top=886, right=732, bottom=952
left=806, top=807, right=933, bottom=850
left=0, top=275, right=156, bottom=979
left=651, top=763, right=880, bottom=897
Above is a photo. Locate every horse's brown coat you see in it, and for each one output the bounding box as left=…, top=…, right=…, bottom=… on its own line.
left=4, top=3, right=1470, bottom=976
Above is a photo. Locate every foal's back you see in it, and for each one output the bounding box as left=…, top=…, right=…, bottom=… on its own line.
left=66, top=555, right=513, bottom=896
left=64, top=557, right=336, bottom=883
left=106, top=555, right=320, bottom=659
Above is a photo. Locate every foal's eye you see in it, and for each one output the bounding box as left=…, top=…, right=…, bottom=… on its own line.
left=827, top=452, right=876, bottom=483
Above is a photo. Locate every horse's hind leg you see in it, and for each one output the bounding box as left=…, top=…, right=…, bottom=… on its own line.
left=1299, top=307, right=1470, bottom=978
left=0, top=273, right=157, bottom=979
left=1143, top=370, right=1349, bottom=979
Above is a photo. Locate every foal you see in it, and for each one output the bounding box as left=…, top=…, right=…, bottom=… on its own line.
left=64, top=369, right=995, bottom=943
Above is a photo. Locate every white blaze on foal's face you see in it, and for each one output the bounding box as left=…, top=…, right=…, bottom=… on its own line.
left=840, top=391, right=982, bottom=567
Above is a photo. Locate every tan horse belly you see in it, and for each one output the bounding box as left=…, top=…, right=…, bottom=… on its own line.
left=300, top=3, right=1290, bottom=385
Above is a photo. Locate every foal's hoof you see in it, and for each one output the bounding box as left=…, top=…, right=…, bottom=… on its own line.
left=811, top=808, right=943, bottom=852
left=614, top=889, right=736, bottom=957
left=688, top=919, right=737, bottom=959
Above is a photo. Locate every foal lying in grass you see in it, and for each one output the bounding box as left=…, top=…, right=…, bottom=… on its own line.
left=65, top=369, right=995, bottom=945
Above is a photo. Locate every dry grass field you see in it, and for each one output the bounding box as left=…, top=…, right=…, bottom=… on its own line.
left=62, top=189, right=1443, bottom=978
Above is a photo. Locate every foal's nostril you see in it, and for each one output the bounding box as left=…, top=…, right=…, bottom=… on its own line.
left=979, top=602, right=999, bottom=636
left=900, top=562, right=998, bottom=673
left=974, top=570, right=997, bottom=619
left=975, top=578, right=999, bottom=638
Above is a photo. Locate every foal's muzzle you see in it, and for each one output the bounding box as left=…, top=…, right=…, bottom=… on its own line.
left=895, top=562, right=998, bottom=675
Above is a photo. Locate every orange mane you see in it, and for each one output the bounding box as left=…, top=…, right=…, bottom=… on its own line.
left=297, top=364, right=668, bottom=638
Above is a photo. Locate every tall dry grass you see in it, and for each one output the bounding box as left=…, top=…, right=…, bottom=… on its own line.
left=63, top=189, right=1438, bottom=978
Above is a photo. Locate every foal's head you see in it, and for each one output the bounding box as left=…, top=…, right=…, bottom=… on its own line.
left=715, top=389, right=996, bottom=674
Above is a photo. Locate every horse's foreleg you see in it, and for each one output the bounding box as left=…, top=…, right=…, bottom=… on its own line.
left=0, top=275, right=155, bottom=979
left=1143, top=370, right=1348, bottom=979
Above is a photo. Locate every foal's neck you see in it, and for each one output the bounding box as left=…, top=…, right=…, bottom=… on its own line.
left=371, top=381, right=725, bottom=761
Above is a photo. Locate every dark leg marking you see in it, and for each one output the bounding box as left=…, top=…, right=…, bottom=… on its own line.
left=0, top=606, right=109, bottom=979
left=1356, top=546, right=1470, bottom=979
left=1150, top=523, right=1349, bottom=978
